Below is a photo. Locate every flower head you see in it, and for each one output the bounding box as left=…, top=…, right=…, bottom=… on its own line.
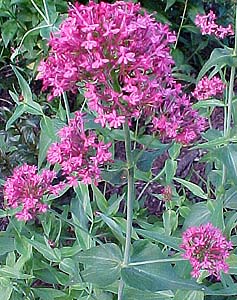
left=47, top=112, right=112, bottom=185
left=37, top=1, right=206, bottom=143
left=37, top=1, right=176, bottom=126
left=192, top=76, right=225, bottom=100
left=195, top=10, right=234, bottom=39
left=180, top=223, right=233, bottom=280
left=4, top=164, right=63, bottom=221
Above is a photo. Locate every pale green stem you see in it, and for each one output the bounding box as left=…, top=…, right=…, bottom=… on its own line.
left=137, top=168, right=165, bottom=202
left=43, top=0, right=50, bottom=24
left=174, top=0, right=188, bottom=49
left=62, top=92, right=71, bottom=123
left=117, top=119, right=135, bottom=300
left=30, top=0, right=49, bottom=25
left=128, top=257, right=186, bottom=266
left=222, top=3, right=237, bottom=185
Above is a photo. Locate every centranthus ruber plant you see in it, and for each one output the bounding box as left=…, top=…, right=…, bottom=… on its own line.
left=2, top=0, right=237, bottom=299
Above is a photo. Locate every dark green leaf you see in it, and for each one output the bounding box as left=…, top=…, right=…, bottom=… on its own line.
left=136, top=228, right=181, bottom=251
left=174, top=290, right=204, bottom=300
left=174, top=178, right=208, bottom=199
left=77, top=243, right=122, bottom=286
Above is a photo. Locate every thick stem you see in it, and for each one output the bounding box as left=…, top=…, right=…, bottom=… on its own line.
left=118, top=119, right=135, bottom=300
left=222, top=3, right=237, bottom=185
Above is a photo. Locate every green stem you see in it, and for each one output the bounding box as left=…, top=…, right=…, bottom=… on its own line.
left=117, top=119, right=135, bottom=300
left=62, top=92, right=71, bottom=123
left=174, top=0, right=188, bottom=49
left=128, top=257, right=186, bottom=266
left=222, top=3, right=237, bottom=185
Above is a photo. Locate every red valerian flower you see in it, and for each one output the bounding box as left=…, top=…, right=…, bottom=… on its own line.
left=37, top=1, right=206, bottom=143
left=192, top=76, right=225, bottom=100
left=4, top=164, right=64, bottom=221
left=180, top=223, right=233, bottom=280
left=47, top=112, right=112, bottom=186
left=195, top=10, right=233, bottom=39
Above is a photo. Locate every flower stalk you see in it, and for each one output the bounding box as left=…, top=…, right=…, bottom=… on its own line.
left=118, top=119, right=135, bottom=300
left=222, top=2, right=237, bottom=185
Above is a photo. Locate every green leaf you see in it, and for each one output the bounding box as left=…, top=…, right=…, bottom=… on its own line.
left=197, top=48, right=236, bottom=81
left=25, top=238, right=61, bottom=262
left=0, top=266, right=32, bottom=279
left=224, top=187, right=237, bottom=209
left=98, top=213, right=125, bottom=244
left=174, top=290, right=204, bottom=300
left=33, top=288, right=67, bottom=299
left=194, top=136, right=228, bottom=149
left=165, top=0, right=176, bottom=11
left=192, top=99, right=225, bottom=109
left=6, top=104, right=25, bottom=130
left=136, top=229, right=181, bottom=251
left=165, top=159, right=177, bottom=184
left=168, top=143, right=181, bottom=160
left=38, top=117, right=65, bottom=168
left=216, top=144, right=237, bottom=184
left=227, top=254, right=237, bottom=275
left=174, top=178, right=208, bottom=199
left=183, top=203, right=211, bottom=230
left=77, top=243, right=122, bottom=287
left=210, top=197, right=224, bottom=230
left=11, top=66, right=33, bottom=103
left=0, top=236, right=15, bottom=255
left=136, top=147, right=168, bottom=172
left=163, top=210, right=178, bottom=235
left=92, top=184, right=108, bottom=213
left=124, top=287, right=174, bottom=300
left=206, top=284, right=237, bottom=296
left=2, top=20, right=18, bottom=47
left=122, top=242, right=204, bottom=292
left=0, top=280, right=12, bottom=300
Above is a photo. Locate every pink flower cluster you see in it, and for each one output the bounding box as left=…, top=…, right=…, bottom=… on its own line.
left=47, top=112, right=112, bottom=186
left=152, top=84, right=206, bottom=144
left=195, top=10, right=234, bottom=39
left=180, top=223, right=233, bottom=280
left=37, top=1, right=205, bottom=144
left=37, top=1, right=176, bottom=126
left=192, top=76, right=225, bottom=100
left=4, top=164, right=63, bottom=221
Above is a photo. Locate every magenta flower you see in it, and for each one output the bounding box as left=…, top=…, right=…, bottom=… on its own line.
left=152, top=85, right=206, bottom=144
left=37, top=1, right=206, bottom=143
left=4, top=164, right=63, bottom=221
left=180, top=223, right=233, bottom=280
left=37, top=1, right=176, bottom=125
left=195, top=10, right=233, bottom=39
left=47, top=112, right=112, bottom=186
left=192, top=76, right=225, bottom=100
